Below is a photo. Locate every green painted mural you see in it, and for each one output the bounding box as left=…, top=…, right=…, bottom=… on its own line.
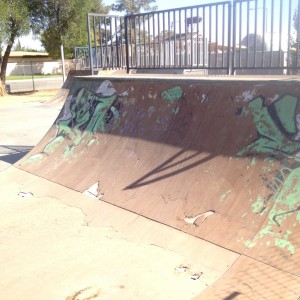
left=238, top=94, right=300, bottom=255
left=22, top=82, right=183, bottom=165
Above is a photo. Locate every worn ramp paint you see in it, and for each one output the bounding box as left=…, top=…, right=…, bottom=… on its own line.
left=18, top=76, right=300, bottom=298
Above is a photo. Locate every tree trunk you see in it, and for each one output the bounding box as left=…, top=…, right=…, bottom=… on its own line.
left=0, top=81, right=6, bottom=97
left=0, top=19, right=18, bottom=97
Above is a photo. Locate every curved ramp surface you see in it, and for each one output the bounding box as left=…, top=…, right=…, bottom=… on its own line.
left=13, top=76, right=300, bottom=298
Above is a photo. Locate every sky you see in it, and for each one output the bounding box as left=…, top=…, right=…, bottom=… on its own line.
left=103, top=0, right=220, bottom=11
left=18, top=0, right=217, bottom=51
left=17, top=0, right=293, bottom=52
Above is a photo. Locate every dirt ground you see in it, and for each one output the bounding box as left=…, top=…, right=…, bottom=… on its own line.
left=0, top=89, right=60, bottom=104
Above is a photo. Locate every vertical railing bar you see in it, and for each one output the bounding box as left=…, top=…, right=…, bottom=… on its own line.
left=134, top=17, right=138, bottom=68
left=130, top=17, right=134, bottom=68
left=94, top=16, right=99, bottom=69
left=143, top=15, right=147, bottom=68
left=125, top=16, right=130, bottom=73
left=87, top=14, right=94, bottom=74
left=253, top=0, right=257, bottom=67
left=104, top=17, right=108, bottom=69
left=287, top=0, right=292, bottom=72
left=115, top=17, right=119, bottom=68
left=215, top=5, right=219, bottom=68
left=227, top=1, right=231, bottom=75
left=208, top=5, right=212, bottom=68
left=231, top=1, right=237, bottom=73
left=297, top=0, right=300, bottom=68
left=122, top=17, right=125, bottom=69
left=168, top=11, right=171, bottom=68
left=163, top=12, right=166, bottom=68
left=147, top=14, right=151, bottom=68
left=278, top=0, right=283, bottom=67
left=185, top=8, right=188, bottom=67
left=270, top=0, right=274, bottom=67
left=246, top=0, right=249, bottom=67
left=196, top=7, right=199, bottom=67
left=190, top=8, right=194, bottom=68
left=174, top=10, right=177, bottom=68
left=109, top=17, right=113, bottom=68
left=158, top=13, right=161, bottom=67
left=137, top=16, right=142, bottom=68
left=222, top=4, right=225, bottom=68
left=238, top=2, right=242, bottom=68
left=203, top=6, right=205, bottom=68
left=262, top=0, right=266, bottom=67
left=179, top=10, right=182, bottom=68
left=153, top=13, right=156, bottom=67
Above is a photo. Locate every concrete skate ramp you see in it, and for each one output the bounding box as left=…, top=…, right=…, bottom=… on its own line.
left=18, top=76, right=300, bottom=298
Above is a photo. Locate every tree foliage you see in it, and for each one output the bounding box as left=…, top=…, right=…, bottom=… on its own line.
left=0, top=0, right=31, bottom=95
left=111, top=0, right=157, bottom=15
left=241, top=33, right=268, bottom=51
left=26, top=0, right=109, bottom=58
left=0, top=0, right=109, bottom=95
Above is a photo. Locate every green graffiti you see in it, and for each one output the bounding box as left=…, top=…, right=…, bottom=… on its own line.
left=172, top=106, right=180, bottom=115
left=245, top=167, right=300, bottom=255
left=239, top=94, right=300, bottom=254
left=22, top=80, right=122, bottom=163
left=220, top=190, right=232, bottom=202
left=147, top=106, right=156, bottom=117
left=238, top=95, right=300, bottom=156
left=250, top=157, right=256, bottom=166
left=252, top=195, right=263, bottom=214
left=275, top=238, right=294, bottom=254
left=161, top=87, right=182, bottom=104
left=273, top=96, right=297, bottom=134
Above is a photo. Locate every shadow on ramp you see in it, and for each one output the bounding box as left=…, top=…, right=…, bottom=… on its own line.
left=16, top=76, right=300, bottom=299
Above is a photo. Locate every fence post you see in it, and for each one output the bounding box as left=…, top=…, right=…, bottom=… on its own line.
left=125, top=16, right=130, bottom=73
left=87, top=13, right=94, bottom=75
left=30, top=61, right=35, bottom=91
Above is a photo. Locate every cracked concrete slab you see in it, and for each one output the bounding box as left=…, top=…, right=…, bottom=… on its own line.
left=0, top=167, right=238, bottom=299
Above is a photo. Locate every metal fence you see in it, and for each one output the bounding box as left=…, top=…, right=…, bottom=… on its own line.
left=86, top=0, right=300, bottom=75
left=74, top=47, right=90, bottom=69
left=124, top=1, right=231, bottom=73
left=87, top=14, right=126, bottom=72
left=232, top=0, right=300, bottom=75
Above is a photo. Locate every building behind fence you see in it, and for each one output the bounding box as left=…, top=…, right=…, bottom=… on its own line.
left=81, top=0, right=300, bottom=75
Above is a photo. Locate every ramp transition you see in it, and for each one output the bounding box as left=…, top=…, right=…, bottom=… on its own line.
left=17, top=76, right=300, bottom=298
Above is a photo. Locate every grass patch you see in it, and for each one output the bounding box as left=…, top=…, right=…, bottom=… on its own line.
left=7, top=74, right=63, bottom=80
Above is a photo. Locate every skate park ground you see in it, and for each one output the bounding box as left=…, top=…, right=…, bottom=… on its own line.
left=0, top=74, right=299, bottom=299
left=0, top=89, right=61, bottom=172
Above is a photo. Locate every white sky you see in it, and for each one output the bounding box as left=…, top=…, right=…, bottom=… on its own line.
left=18, top=0, right=217, bottom=50
left=104, top=0, right=220, bottom=11
left=18, top=0, right=293, bottom=51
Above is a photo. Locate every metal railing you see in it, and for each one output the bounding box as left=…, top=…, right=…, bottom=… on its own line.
left=124, top=2, right=231, bottom=73
left=74, top=46, right=90, bottom=69
left=87, top=13, right=126, bottom=74
left=86, top=0, right=300, bottom=75
left=232, top=0, right=300, bottom=75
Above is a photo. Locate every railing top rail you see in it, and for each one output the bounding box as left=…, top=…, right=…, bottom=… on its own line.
left=124, top=1, right=232, bottom=18
left=87, top=13, right=124, bottom=18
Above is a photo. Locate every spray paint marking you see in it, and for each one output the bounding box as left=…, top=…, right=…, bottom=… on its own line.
left=239, top=94, right=300, bottom=254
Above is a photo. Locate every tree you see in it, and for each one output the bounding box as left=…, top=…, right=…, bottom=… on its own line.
left=111, top=0, right=157, bottom=15
left=26, top=0, right=109, bottom=59
left=241, top=33, right=268, bottom=51
left=111, top=0, right=157, bottom=47
left=0, top=0, right=31, bottom=96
